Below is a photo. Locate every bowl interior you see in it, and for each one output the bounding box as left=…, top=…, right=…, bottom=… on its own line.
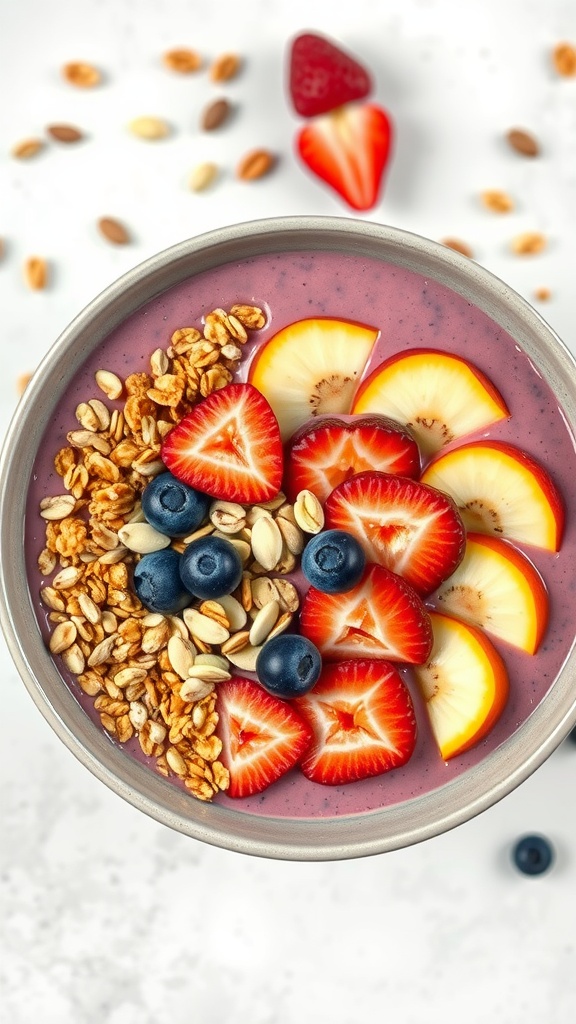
left=2, top=215, right=576, bottom=860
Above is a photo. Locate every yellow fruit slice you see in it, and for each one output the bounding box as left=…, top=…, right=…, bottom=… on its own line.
left=433, top=534, right=548, bottom=654
left=351, top=348, right=509, bottom=457
left=248, top=317, right=379, bottom=440
left=413, top=611, right=509, bottom=760
left=421, top=441, right=564, bottom=551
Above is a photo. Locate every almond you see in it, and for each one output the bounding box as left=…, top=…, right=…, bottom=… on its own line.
left=552, top=42, right=576, bottom=77
left=510, top=232, right=547, bottom=255
left=163, top=48, right=202, bottom=73
left=506, top=128, right=540, bottom=157
left=128, top=116, right=171, bottom=140
left=62, top=61, right=101, bottom=88
left=210, top=53, right=242, bottom=82
left=47, top=124, right=83, bottom=143
left=12, top=138, right=44, bottom=159
left=237, top=149, right=276, bottom=181
left=98, top=217, right=131, bottom=245
left=201, top=98, right=231, bottom=131
left=189, top=162, right=219, bottom=192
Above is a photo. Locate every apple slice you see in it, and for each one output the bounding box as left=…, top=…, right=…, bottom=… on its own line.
left=351, top=348, right=509, bottom=457
left=433, top=533, right=549, bottom=654
left=412, top=611, right=509, bottom=761
left=248, top=317, right=378, bottom=440
left=421, top=440, right=564, bottom=551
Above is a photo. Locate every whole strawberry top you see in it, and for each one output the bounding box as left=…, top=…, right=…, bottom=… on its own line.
left=289, top=31, right=372, bottom=116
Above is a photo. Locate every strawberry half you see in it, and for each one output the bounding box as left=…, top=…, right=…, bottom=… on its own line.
left=296, top=103, right=393, bottom=211
left=300, top=563, right=433, bottom=664
left=293, top=660, right=417, bottom=786
left=161, top=382, right=283, bottom=504
left=284, top=414, right=420, bottom=503
left=217, top=677, right=313, bottom=798
left=289, top=31, right=372, bottom=117
left=325, top=471, right=466, bottom=594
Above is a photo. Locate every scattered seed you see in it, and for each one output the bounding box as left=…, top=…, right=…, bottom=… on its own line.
left=47, top=124, right=84, bottom=143
left=480, top=189, right=514, bottom=214
left=163, top=48, right=203, bottom=73
left=11, top=138, right=44, bottom=159
left=237, top=148, right=276, bottom=181
left=98, top=217, right=131, bottom=245
left=552, top=42, right=576, bottom=77
left=128, top=116, right=171, bottom=140
left=189, top=161, right=219, bottom=192
left=62, top=61, right=102, bottom=88
left=201, top=98, right=231, bottom=131
left=210, top=53, right=242, bottom=82
left=511, top=232, right=547, bottom=255
left=24, top=256, right=48, bottom=290
left=249, top=600, right=280, bottom=647
left=506, top=128, right=540, bottom=157
left=440, top=238, right=473, bottom=258
left=250, top=515, right=283, bottom=570
left=534, top=286, right=552, bottom=301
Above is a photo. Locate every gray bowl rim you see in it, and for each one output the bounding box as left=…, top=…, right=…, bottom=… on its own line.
left=2, top=214, right=576, bottom=861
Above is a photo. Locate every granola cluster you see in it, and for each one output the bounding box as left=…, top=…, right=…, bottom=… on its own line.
left=36, top=303, right=298, bottom=801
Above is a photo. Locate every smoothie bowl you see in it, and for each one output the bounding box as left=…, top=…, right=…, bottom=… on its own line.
left=2, top=216, right=576, bottom=860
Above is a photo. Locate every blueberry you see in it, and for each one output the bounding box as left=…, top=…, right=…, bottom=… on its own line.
left=180, top=535, right=243, bottom=600
left=133, top=549, right=191, bottom=614
left=141, top=472, right=210, bottom=537
left=301, top=529, right=366, bottom=593
left=512, top=834, right=555, bottom=876
left=256, top=634, right=322, bottom=698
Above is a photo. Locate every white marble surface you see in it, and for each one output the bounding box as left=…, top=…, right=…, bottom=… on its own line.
left=2, top=0, right=576, bottom=1020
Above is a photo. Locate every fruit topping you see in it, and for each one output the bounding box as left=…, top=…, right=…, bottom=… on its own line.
left=284, top=414, right=420, bottom=503
left=512, top=834, right=555, bottom=876
left=179, top=535, right=243, bottom=601
left=421, top=440, right=564, bottom=551
left=216, top=677, right=313, bottom=798
left=296, top=103, right=393, bottom=211
left=351, top=348, right=510, bottom=458
left=132, top=549, right=192, bottom=614
left=293, top=660, right=417, bottom=785
left=288, top=31, right=372, bottom=117
left=301, top=528, right=366, bottom=593
left=434, top=533, right=549, bottom=654
left=255, top=634, right=323, bottom=699
left=324, top=471, right=466, bottom=594
left=161, top=382, right=283, bottom=503
left=249, top=317, right=378, bottom=440
left=412, top=611, right=509, bottom=761
left=141, top=471, right=210, bottom=537
left=300, top=563, right=433, bottom=664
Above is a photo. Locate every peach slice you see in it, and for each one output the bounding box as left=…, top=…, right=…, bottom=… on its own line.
left=248, top=317, right=379, bottom=440
left=351, top=348, right=509, bottom=457
left=421, top=441, right=564, bottom=551
left=433, top=533, right=549, bottom=654
left=412, top=611, right=509, bottom=760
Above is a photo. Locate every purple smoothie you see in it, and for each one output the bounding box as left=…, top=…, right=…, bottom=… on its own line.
left=24, top=249, right=576, bottom=819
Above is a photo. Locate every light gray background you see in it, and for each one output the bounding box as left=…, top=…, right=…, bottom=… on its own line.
left=1, top=1, right=576, bottom=1021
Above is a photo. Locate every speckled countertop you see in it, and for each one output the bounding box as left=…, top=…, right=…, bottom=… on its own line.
left=2, top=1, right=576, bottom=1021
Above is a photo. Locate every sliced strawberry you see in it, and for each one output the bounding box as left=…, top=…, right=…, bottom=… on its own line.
left=284, top=414, right=420, bottom=503
left=293, top=660, right=417, bottom=785
left=217, top=677, right=313, bottom=798
left=325, top=471, right=466, bottom=594
left=296, top=103, right=393, bottom=211
left=300, top=563, right=433, bottom=664
left=289, top=32, right=372, bottom=117
left=161, top=383, right=283, bottom=504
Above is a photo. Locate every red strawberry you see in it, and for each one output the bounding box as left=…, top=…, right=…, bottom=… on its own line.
left=293, top=660, right=417, bottom=785
left=300, top=563, right=433, bottom=664
left=161, top=383, right=283, bottom=504
left=284, top=414, right=420, bottom=503
left=296, top=103, right=393, bottom=211
left=217, top=677, right=313, bottom=798
left=289, top=31, right=372, bottom=117
left=325, top=471, right=466, bottom=594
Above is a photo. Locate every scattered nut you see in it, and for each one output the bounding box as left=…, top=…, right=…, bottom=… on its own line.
left=294, top=490, right=324, bottom=534
left=534, top=286, right=552, bottom=301
left=237, top=149, right=276, bottom=181
left=440, top=238, right=473, bottom=258
left=128, top=116, right=171, bottom=140
left=95, top=369, right=123, bottom=400
left=249, top=600, right=280, bottom=647
left=11, top=138, right=44, bottom=159
left=480, top=190, right=514, bottom=214
left=552, top=42, right=576, bottom=77
left=46, top=124, right=84, bottom=143
left=24, top=257, right=48, bottom=290
left=201, top=97, right=232, bottom=131
left=98, top=217, right=131, bottom=245
left=163, top=48, right=203, bottom=73
left=210, top=53, right=242, bottom=82
left=506, top=128, right=540, bottom=157
left=189, top=162, right=219, bottom=192
left=62, top=61, right=102, bottom=88
left=250, top=515, right=283, bottom=570
left=117, top=522, right=171, bottom=554
left=511, top=232, right=547, bottom=255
